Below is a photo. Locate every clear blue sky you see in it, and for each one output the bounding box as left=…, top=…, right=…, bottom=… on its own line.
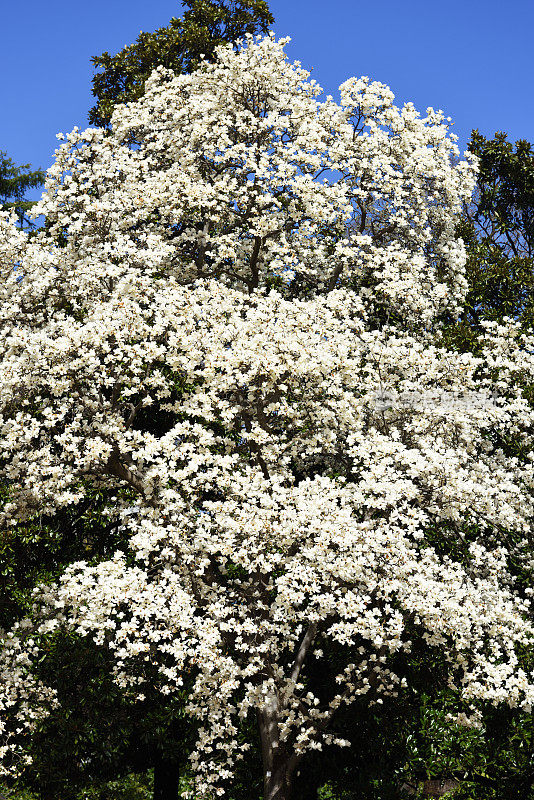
left=2, top=0, right=533, bottom=198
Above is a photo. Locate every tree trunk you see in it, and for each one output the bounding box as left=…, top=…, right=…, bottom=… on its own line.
left=258, top=704, right=299, bottom=800
left=153, top=757, right=180, bottom=800
left=264, top=760, right=294, bottom=800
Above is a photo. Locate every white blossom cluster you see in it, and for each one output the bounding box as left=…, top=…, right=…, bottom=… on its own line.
left=1, top=34, right=533, bottom=797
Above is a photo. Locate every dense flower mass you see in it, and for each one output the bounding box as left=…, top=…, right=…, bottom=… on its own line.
left=1, top=34, right=534, bottom=800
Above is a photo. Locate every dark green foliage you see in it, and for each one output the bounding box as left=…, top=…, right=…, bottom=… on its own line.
left=0, top=617, right=196, bottom=797
left=0, top=485, right=133, bottom=629
left=469, top=131, right=534, bottom=261
left=89, top=0, right=274, bottom=127
left=302, top=652, right=534, bottom=800
left=0, top=151, right=44, bottom=228
left=1, top=771, right=153, bottom=800
left=18, top=634, right=192, bottom=800
left=446, top=132, right=534, bottom=352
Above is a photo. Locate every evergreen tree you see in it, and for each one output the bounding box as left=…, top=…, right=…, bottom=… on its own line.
left=447, top=132, right=534, bottom=351
left=89, top=0, right=274, bottom=127
left=0, top=151, right=44, bottom=228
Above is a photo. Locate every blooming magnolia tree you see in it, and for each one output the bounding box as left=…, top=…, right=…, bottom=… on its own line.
left=2, top=35, right=534, bottom=800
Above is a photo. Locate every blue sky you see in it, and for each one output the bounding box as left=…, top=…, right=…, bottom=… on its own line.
left=2, top=0, right=533, bottom=198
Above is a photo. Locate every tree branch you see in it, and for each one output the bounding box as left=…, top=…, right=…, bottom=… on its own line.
left=290, top=622, right=318, bottom=683
left=106, top=451, right=148, bottom=496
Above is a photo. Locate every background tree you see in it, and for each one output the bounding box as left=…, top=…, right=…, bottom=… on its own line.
left=446, top=132, right=534, bottom=351
left=89, top=0, right=274, bottom=127
left=0, top=151, right=44, bottom=228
